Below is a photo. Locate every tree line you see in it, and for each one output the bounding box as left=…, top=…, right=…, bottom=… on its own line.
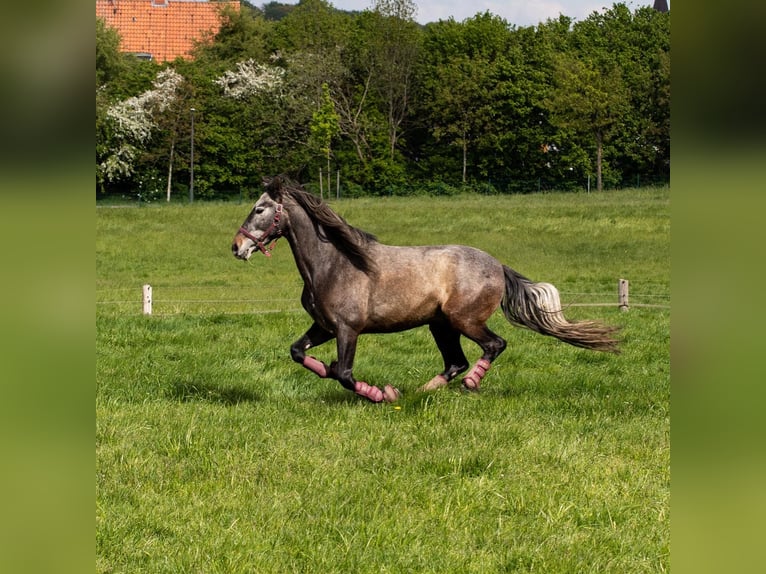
left=96, top=0, right=669, bottom=200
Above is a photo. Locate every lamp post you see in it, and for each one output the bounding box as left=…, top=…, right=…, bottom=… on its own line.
left=189, top=107, right=195, bottom=203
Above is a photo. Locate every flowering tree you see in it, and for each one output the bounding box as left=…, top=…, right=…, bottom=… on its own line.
left=99, top=69, right=183, bottom=190
left=214, top=59, right=284, bottom=100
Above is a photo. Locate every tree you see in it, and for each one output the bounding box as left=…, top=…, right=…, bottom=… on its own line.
left=261, top=1, right=295, bottom=21
left=203, top=57, right=293, bottom=195
left=545, top=54, right=628, bottom=191
left=560, top=3, right=669, bottom=187
left=97, top=18, right=124, bottom=193
left=273, top=0, right=347, bottom=54
left=417, top=13, right=517, bottom=184
left=99, top=68, right=184, bottom=198
left=96, top=18, right=123, bottom=88
left=366, top=0, right=420, bottom=163
left=310, top=83, right=340, bottom=196
left=191, top=5, right=271, bottom=65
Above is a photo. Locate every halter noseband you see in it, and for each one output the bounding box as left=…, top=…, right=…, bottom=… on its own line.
left=239, top=203, right=283, bottom=257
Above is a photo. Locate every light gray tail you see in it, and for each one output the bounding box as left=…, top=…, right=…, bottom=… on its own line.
left=501, top=266, right=620, bottom=354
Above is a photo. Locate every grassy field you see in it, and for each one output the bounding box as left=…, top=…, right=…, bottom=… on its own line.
left=96, top=188, right=670, bottom=572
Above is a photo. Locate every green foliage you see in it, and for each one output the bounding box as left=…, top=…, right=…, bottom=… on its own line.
left=367, top=0, right=420, bottom=161
left=96, top=3, right=670, bottom=198
left=97, top=190, right=669, bottom=572
left=96, top=17, right=123, bottom=88
left=565, top=4, right=671, bottom=187
left=419, top=13, right=529, bottom=184
left=192, top=5, right=272, bottom=65
left=273, top=0, right=348, bottom=53
left=310, top=83, right=340, bottom=159
left=545, top=54, right=630, bottom=191
left=260, top=1, right=294, bottom=21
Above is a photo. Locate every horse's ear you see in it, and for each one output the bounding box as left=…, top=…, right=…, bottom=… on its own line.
left=262, top=176, right=283, bottom=199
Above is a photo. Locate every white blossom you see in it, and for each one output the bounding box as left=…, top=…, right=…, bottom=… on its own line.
left=100, top=143, right=138, bottom=182
left=101, top=69, right=183, bottom=181
left=215, top=59, right=284, bottom=100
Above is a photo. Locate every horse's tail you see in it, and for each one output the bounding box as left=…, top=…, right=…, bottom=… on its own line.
left=500, top=266, right=620, bottom=354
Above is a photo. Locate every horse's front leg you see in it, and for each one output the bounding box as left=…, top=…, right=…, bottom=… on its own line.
left=334, top=325, right=400, bottom=403
left=290, top=322, right=335, bottom=378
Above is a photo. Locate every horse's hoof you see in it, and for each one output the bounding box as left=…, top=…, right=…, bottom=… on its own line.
left=462, top=359, right=489, bottom=392
left=383, top=385, right=401, bottom=402
left=462, top=378, right=480, bottom=392
left=419, top=374, right=448, bottom=392
left=354, top=381, right=384, bottom=402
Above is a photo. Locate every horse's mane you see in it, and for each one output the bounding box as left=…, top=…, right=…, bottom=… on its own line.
left=282, top=182, right=378, bottom=275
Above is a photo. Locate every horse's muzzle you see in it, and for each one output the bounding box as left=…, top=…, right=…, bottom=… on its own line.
left=231, top=236, right=252, bottom=260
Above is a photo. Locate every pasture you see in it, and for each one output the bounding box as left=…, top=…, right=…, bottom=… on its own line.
left=96, top=188, right=670, bottom=572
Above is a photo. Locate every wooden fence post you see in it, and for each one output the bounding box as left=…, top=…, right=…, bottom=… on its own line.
left=142, top=284, right=152, bottom=315
left=618, top=279, right=629, bottom=312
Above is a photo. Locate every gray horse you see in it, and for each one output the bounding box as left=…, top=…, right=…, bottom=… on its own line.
left=233, top=177, right=619, bottom=403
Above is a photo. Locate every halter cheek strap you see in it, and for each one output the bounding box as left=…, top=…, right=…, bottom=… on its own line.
left=239, top=204, right=283, bottom=257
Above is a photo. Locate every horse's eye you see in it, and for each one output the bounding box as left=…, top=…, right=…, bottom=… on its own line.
left=255, top=206, right=265, bottom=214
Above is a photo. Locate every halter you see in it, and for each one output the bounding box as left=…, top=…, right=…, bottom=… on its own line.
left=238, top=203, right=283, bottom=257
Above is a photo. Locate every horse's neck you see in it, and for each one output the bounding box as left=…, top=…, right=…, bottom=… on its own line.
left=283, top=202, right=338, bottom=287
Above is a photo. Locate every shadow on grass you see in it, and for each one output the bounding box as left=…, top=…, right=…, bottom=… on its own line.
left=167, top=380, right=260, bottom=405
left=316, top=388, right=361, bottom=405
left=316, top=384, right=474, bottom=410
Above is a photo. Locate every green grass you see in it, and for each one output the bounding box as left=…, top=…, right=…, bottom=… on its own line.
left=97, top=188, right=669, bottom=573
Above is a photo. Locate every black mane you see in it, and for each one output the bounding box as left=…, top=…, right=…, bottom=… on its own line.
left=284, top=184, right=378, bottom=275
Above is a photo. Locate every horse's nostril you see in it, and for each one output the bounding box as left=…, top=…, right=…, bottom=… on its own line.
left=231, top=242, right=238, bottom=254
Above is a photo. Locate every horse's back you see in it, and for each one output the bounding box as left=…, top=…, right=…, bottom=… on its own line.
left=373, top=243, right=500, bottom=282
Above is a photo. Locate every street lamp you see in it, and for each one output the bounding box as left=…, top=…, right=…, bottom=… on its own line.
left=189, top=107, right=195, bottom=203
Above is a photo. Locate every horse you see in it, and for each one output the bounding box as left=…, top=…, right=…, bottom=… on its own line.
left=232, top=176, right=619, bottom=403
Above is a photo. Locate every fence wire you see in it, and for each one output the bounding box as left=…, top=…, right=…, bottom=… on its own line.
left=96, top=285, right=670, bottom=316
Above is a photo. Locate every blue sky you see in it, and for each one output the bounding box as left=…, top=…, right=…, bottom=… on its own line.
left=272, top=1, right=663, bottom=27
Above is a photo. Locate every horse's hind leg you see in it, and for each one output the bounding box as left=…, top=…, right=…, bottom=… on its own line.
left=290, top=322, right=335, bottom=378
left=459, top=324, right=507, bottom=392
left=419, top=323, right=469, bottom=391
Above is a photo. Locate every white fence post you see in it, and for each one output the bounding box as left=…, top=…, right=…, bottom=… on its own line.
left=142, top=284, right=152, bottom=315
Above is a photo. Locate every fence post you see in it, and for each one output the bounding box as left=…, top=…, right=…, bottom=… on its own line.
left=618, top=279, right=629, bottom=312
left=142, top=284, right=152, bottom=315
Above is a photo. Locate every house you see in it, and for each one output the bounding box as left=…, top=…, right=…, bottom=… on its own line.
left=96, top=0, right=241, bottom=62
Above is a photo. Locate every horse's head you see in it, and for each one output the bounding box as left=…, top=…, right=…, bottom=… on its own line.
left=232, top=177, right=286, bottom=261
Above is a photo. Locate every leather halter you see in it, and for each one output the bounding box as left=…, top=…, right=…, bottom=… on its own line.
left=238, top=203, right=283, bottom=257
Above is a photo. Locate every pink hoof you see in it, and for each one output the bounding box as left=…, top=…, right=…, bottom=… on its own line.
left=419, top=374, right=449, bottom=392
left=354, top=381, right=384, bottom=402
left=303, top=356, right=329, bottom=378
left=462, top=377, right=480, bottom=391
left=383, top=385, right=401, bottom=403
left=462, top=359, right=491, bottom=391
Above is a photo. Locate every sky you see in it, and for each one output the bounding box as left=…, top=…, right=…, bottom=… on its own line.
left=274, top=1, right=663, bottom=27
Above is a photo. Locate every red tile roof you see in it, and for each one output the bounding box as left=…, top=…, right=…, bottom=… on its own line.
left=96, top=0, right=240, bottom=62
